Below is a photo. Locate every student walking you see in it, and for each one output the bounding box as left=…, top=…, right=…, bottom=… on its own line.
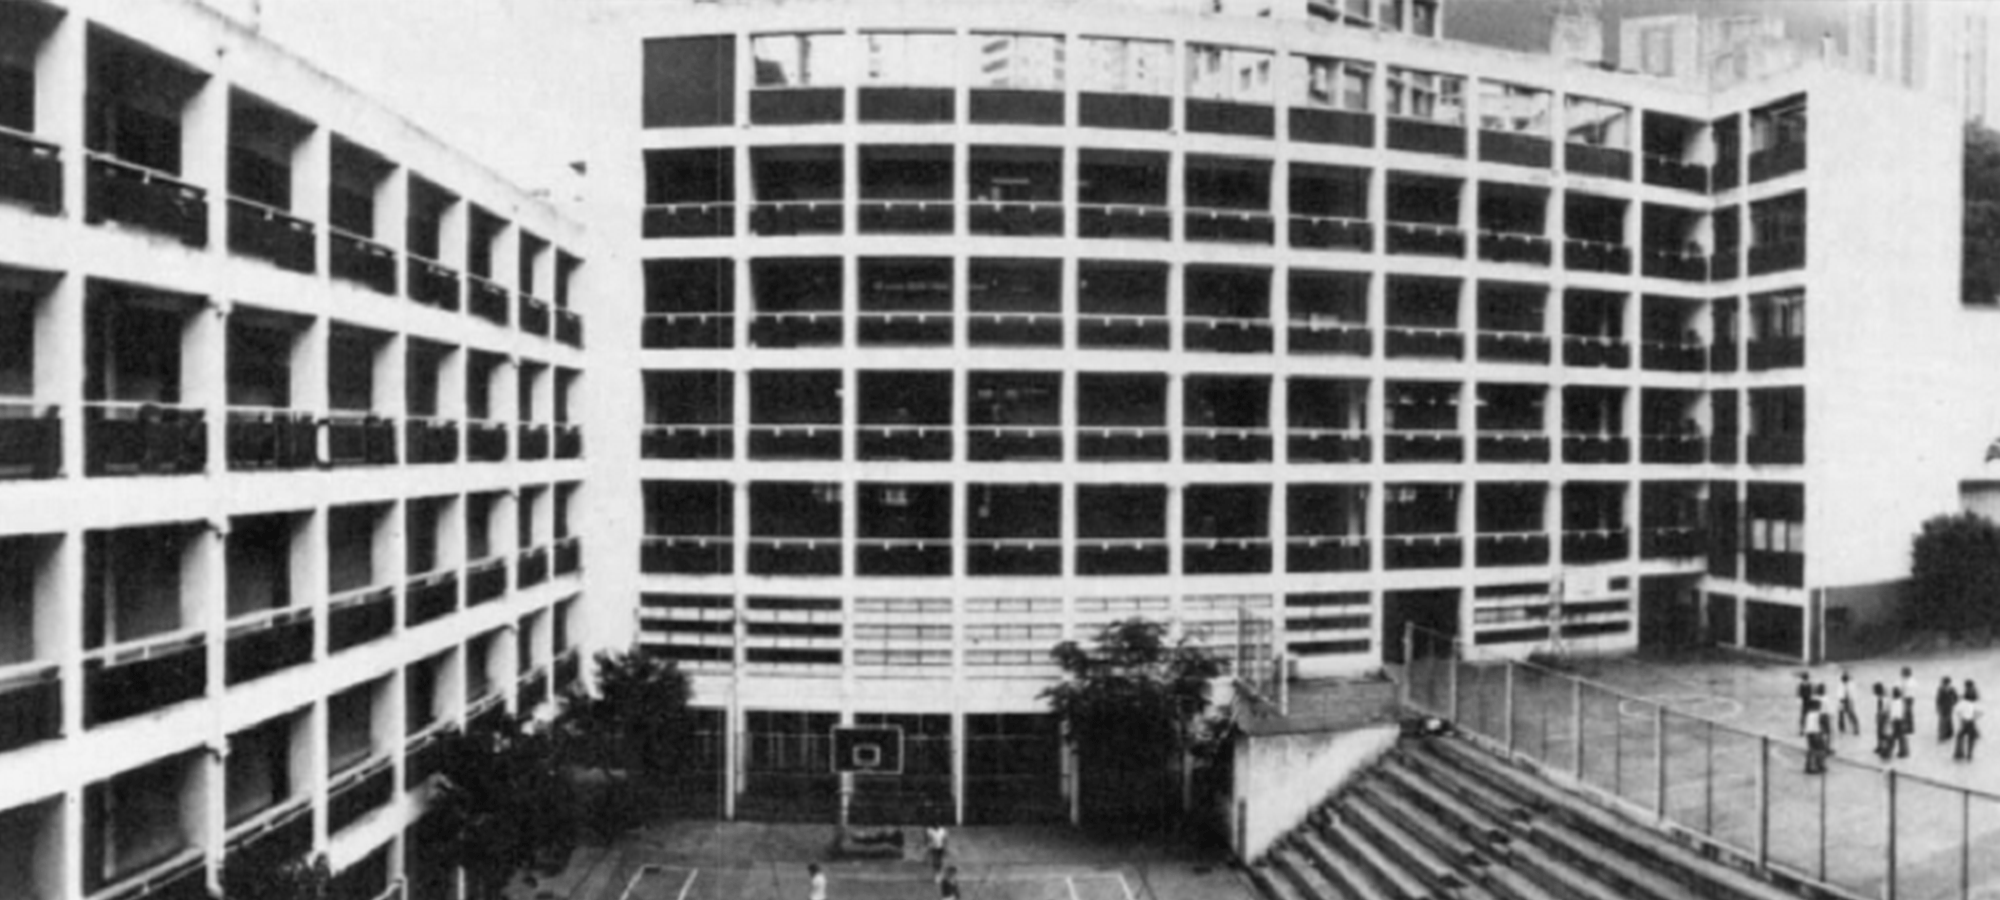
left=1796, top=671, right=1815, bottom=735
left=937, top=866, right=962, bottom=899
left=808, top=864, right=827, bottom=900
left=1893, top=687, right=1914, bottom=759
left=924, top=824, right=949, bottom=872
left=1937, top=677, right=1959, bottom=742
left=1900, top=668, right=1918, bottom=735
left=1956, top=682, right=1983, bottom=761
left=1836, top=671, right=1860, bottom=735
left=1804, top=694, right=1831, bottom=774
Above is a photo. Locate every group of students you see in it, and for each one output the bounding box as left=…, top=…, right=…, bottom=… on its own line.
left=1798, top=668, right=1983, bottom=774
left=804, top=825, right=959, bottom=900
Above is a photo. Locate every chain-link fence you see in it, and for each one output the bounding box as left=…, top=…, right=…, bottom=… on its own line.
left=1402, top=624, right=2000, bottom=900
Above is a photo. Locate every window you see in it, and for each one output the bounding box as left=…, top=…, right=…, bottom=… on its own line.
left=1078, top=37, right=1171, bottom=95
left=1187, top=45, right=1273, bottom=104
left=753, top=33, right=851, bottom=87
left=1387, top=67, right=1462, bottom=123
left=1297, top=55, right=1371, bottom=111
left=862, top=32, right=955, bottom=85
left=972, top=34, right=1064, bottom=89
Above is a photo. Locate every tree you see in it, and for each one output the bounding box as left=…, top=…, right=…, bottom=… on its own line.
left=1909, top=512, right=2000, bottom=632
left=1964, top=123, right=2000, bottom=306
left=1041, top=619, right=1227, bottom=833
left=427, top=713, right=578, bottom=900
left=549, top=648, right=693, bottom=833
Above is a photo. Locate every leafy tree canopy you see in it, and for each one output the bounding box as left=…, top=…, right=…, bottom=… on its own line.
left=1909, top=512, right=2000, bottom=632
left=428, top=713, right=577, bottom=900
left=1963, top=123, right=2000, bottom=306
left=1041, top=619, right=1227, bottom=756
left=552, top=648, right=692, bottom=781
left=219, top=851, right=329, bottom=900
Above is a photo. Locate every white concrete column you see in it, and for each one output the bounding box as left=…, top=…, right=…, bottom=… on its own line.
left=293, top=125, right=331, bottom=263
left=181, top=75, right=227, bottom=250
left=188, top=301, right=227, bottom=473
left=41, top=275, right=84, bottom=479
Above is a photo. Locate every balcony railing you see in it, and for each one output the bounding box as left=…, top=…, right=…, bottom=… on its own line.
left=1565, top=143, right=1631, bottom=180
left=85, top=154, right=208, bottom=247
left=555, top=424, right=582, bottom=459
left=1709, top=341, right=1739, bottom=373
left=1385, top=432, right=1464, bottom=463
left=1640, top=526, right=1703, bottom=559
left=1289, top=321, right=1370, bottom=356
left=1184, top=208, right=1274, bottom=244
left=968, top=539, right=1062, bottom=577
left=1288, top=215, right=1372, bottom=253
left=642, top=424, right=731, bottom=460
left=1562, top=434, right=1631, bottom=464
left=1709, top=431, right=1739, bottom=465
left=405, top=728, right=450, bottom=791
left=84, top=630, right=207, bottom=727
left=96, top=852, right=210, bottom=900
left=85, top=402, right=206, bottom=477
left=555, top=650, right=582, bottom=692
left=970, top=312, right=1061, bottom=347
left=1562, top=529, right=1630, bottom=564
left=967, top=426, right=1061, bottom=461
left=1183, top=538, right=1272, bottom=574
left=1077, top=203, right=1172, bottom=240
left=0, top=128, right=62, bottom=214
left=1385, top=326, right=1464, bottom=360
left=0, top=663, right=61, bottom=753
left=1186, top=99, right=1274, bottom=136
left=1562, top=336, right=1630, bottom=369
left=556, top=309, right=585, bottom=347
left=1288, top=429, right=1369, bottom=463
left=555, top=537, right=581, bottom=576
left=328, top=759, right=394, bottom=833
left=519, top=295, right=552, bottom=336
left=858, top=425, right=951, bottom=461
left=1185, top=316, right=1273, bottom=353
left=406, top=258, right=461, bottom=310
left=404, top=572, right=459, bottom=628
left=1077, top=427, right=1169, bottom=461
left=1078, top=314, right=1169, bottom=349
left=642, top=312, right=730, bottom=350
left=1384, top=535, right=1463, bottom=569
left=1745, top=549, right=1805, bottom=587
left=1184, top=427, right=1272, bottom=463
left=227, top=198, right=316, bottom=273
left=468, top=277, right=510, bottom=326
left=748, top=311, right=838, bottom=348
left=1476, top=533, right=1550, bottom=567
left=1287, top=537, right=1368, bottom=572
left=748, top=425, right=838, bottom=460
left=1478, top=230, right=1553, bottom=266
left=466, top=558, right=509, bottom=606
left=750, top=87, right=843, bottom=124
left=328, top=587, right=396, bottom=652
left=1641, top=433, right=1707, bottom=464
left=969, top=201, right=1063, bottom=237
left=859, top=200, right=952, bottom=234
left=1747, top=336, right=1805, bottom=370
left=1564, top=239, right=1631, bottom=274
left=224, top=797, right=312, bottom=861
left=1641, top=340, right=1707, bottom=372
left=518, top=668, right=550, bottom=711
left=1476, top=433, right=1549, bottom=464
left=1476, top=332, right=1551, bottom=365
left=1748, top=141, right=1806, bottom=183
left=749, top=537, right=840, bottom=575
left=1385, top=223, right=1466, bottom=258
left=641, top=536, right=731, bottom=574
left=1642, top=154, right=1707, bottom=193
left=858, top=311, right=951, bottom=346
left=0, top=404, right=62, bottom=479
left=1387, top=118, right=1467, bottom=157
left=1747, top=433, right=1805, bottom=466
left=643, top=202, right=734, bottom=238
left=518, top=546, right=550, bottom=589
left=972, top=88, right=1064, bottom=125
left=1643, top=248, right=1709, bottom=282
left=518, top=423, right=550, bottom=461
left=1290, top=107, right=1374, bottom=146
left=226, top=408, right=318, bottom=471
left=750, top=201, right=843, bottom=236
left=224, top=607, right=315, bottom=686
left=1481, top=131, right=1552, bottom=168
left=326, top=413, right=398, bottom=467
left=405, top=417, right=460, bottom=464
left=1710, top=248, right=1740, bottom=282
left=1076, top=538, right=1169, bottom=575
left=466, top=421, right=508, bottom=462
left=330, top=230, right=397, bottom=295
left=1748, top=240, right=1806, bottom=276
left=856, top=538, right=952, bottom=577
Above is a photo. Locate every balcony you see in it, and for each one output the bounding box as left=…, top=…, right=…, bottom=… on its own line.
left=1185, top=428, right=1272, bottom=463
left=1747, top=434, right=1805, bottom=466
left=749, top=425, right=837, bottom=460
left=1745, top=550, right=1805, bottom=587
left=1384, top=535, right=1463, bottom=569
left=326, top=414, right=397, bottom=467
left=858, top=426, right=950, bottom=461
left=1563, top=337, right=1629, bottom=369
left=1709, top=432, right=1739, bottom=465
left=85, top=154, right=208, bottom=247
left=1078, top=314, right=1169, bottom=350
left=1289, top=107, right=1373, bottom=147
left=1564, top=239, right=1631, bottom=274
left=1641, top=526, right=1703, bottom=559
left=519, top=295, right=552, bottom=336
left=1642, top=155, right=1707, bottom=193
left=859, top=86, right=953, bottom=122
left=1477, top=332, right=1550, bottom=365
left=1481, top=132, right=1552, bottom=168
left=555, top=537, right=581, bottom=576
left=1562, top=529, right=1630, bottom=564
left=971, top=88, right=1063, bottom=125
left=468, top=277, right=510, bottom=327
left=1289, top=215, right=1372, bottom=252
left=518, top=669, right=550, bottom=711
left=518, top=424, right=550, bottom=461
left=1749, top=240, right=1805, bottom=276
left=859, top=201, right=952, bottom=234
left=1476, top=533, right=1550, bottom=567
left=1562, top=435, right=1630, bottom=464
left=1185, top=317, right=1272, bottom=354
left=1387, top=119, right=1467, bottom=157
left=226, top=409, right=318, bottom=471
left=406, top=418, right=460, bottom=464
left=1478, top=231, right=1553, bottom=266
left=407, top=259, right=461, bottom=310
left=405, top=730, right=449, bottom=791
left=0, top=129, right=62, bottom=214
left=856, top=539, right=951, bottom=577
left=556, top=310, right=584, bottom=347
left=969, top=202, right=1063, bottom=237
left=643, top=202, right=733, bottom=238
left=404, top=573, right=458, bottom=628
left=1748, top=336, right=1805, bottom=370
left=1079, top=92, right=1171, bottom=130
left=1288, top=430, right=1369, bottom=463
left=970, top=311, right=1061, bottom=347
left=1077, top=427, right=1168, bottom=462
left=750, top=201, right=843, bottom=236
left=1749, top=142, right=1806, bottom=183
left=1385, top=433, right=1464, bottom=463
left=1641, top=434, right=1707, bottom=464
left=1186, top=99, right=1274, bottom=137
left=225, top=608, right=314, bottom=686
left=518, top=547, right=550, bottom=589
left=330, top=230, right=397, bottom=295
left=328, top=587, right=395, bottom=652
left=750, top=87, right=843, bottom=125
left=0, top=664, right=61, bottom=752
left=555, top=649, right=581, bottom=691
left=1290, top=322, right=1370, bottom=356
left=1184, top=208, right=1274, bottom=244
left=96, top=855, right=210, bottom=900
left=1078, top=204, right=1172, bottom=240
left=1076, top=539, right=1168, bottom=576
left=0, top=405, right=61, bottom=479
left=1565, top=144, right=1630, bottom=180
left=84, top=632, right=207, bottom=726
left=555, top=424, right=582, bottom=459
left=227, top=199, right=315, bottom=273
left=85, top=403, right=206, bottom=477
left=1385, top=327, right=1464, bottom=360
left=1642, top=341, right=1707, bottom=372
left=968, top=540, right=1062, bottom=577
left=1709, top=341, right=1739, bottom=373
left=1710, top=248, right=1740, bottom=282
left=642, top=313, right=730, bottom=350
left=466, top=558, right=509, bottom=606
left=1386, top=223, right=1466, bottom=258
left=968, top=426, right=1061, bottom=462
left=858, top=312, right=950, bottom=346
left=747, top=312, right=837, bottom=348
left=1183, top=539, right=1272, bottom=574
left=466, top=422, right=508, bottom=463
left=328, top=760, right=394, bottom=833
left=640, top=537, right=731, bottom=574
left=1476, top=434, right=1549, bottom=464
left=748, top=538, right=839, bottom=575
left=642, top=424, right=730, bottom=460
left=1287, top=537, right=1368, bottom=572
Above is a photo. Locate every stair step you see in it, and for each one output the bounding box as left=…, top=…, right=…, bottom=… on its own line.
left=1319, top=810, right=1434, bottom=900
left=1402, top=742, right=1538, bottom=827
left=1249, top=858, right=1312, bottom=900
left=1344, top=787, right=1478, bottom=894
left=1380, top=757, right=1514, bottom=848
left=1295, top=828, right=1375, bottom=900
left=1271, top=841, right=1347, bottom=900
left=1355, top=778, right=1491, bottom=873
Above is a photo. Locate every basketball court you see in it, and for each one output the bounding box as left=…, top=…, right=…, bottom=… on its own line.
left=618, top=864, right=1139, bottom=900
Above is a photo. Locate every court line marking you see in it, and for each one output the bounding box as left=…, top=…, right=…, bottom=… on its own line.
left=1618, top=694, right=1744, bottom=721
left=1118, top=871, right=1138, bottom=900
left=617, top=864, right=657, bottom=900
left=675, top=868, right=698, bottom=900
left=1067, top=875, right=1082, bottom=900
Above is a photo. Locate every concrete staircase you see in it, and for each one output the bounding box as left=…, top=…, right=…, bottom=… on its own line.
left=1246, top=735, right=1806, bottom=900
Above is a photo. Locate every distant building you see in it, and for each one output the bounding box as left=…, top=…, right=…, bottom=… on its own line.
left=1847, top=0, right=1995, bottom=124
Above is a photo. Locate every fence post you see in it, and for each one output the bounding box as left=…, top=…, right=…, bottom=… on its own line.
left=1401, top=623, right=1414, bottom=709
left=1755, top=734, right=1769, bottom=870
left=1654, top=703, right=1668, bottom=821
left=1961, top=789, right=1970, bottom=900
left=1571, top=677, right=1585, bottom=780
left=1503, top=662, right=1516, bottom=755
left=1885, top=769, right=1897, bottom=900
left=1447, top=636, right=1460, bottom=723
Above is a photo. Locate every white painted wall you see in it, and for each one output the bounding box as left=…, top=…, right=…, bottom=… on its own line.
left=1228, top=724, right=1398, bottom=861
